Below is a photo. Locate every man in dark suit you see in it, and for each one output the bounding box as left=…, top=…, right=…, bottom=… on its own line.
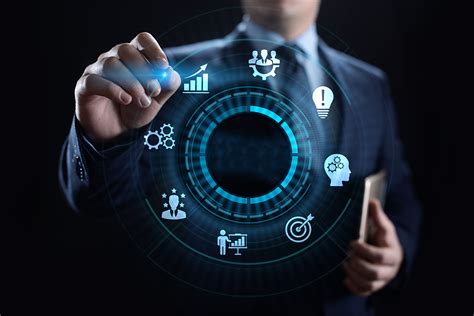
left=60, top=0, right=421, bottom=314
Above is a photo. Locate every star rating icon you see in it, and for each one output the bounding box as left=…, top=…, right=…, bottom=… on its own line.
left=162, top=193, right=167, bottom=199
left=180, top=193, right=186, bottom=198
left=171, top=188, right=177, bottom=193
left=163, top=203, right=169, bottom=208
left=179, top=203, right=184, bottom=208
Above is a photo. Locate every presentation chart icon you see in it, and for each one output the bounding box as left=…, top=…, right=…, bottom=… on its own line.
left=285, top=213, right=314, bottom=243
left=218, top=230, right=248, bottom=256
left=183, top=63, right=209, bottom=94
left=228, top=233, right=247, bottom=255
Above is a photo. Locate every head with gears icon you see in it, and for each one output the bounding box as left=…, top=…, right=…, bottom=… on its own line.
left=324, top=154, right=351, bottom=187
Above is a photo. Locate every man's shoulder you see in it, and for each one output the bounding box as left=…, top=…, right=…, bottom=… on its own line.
left=322, top=43, right=387, bottom=82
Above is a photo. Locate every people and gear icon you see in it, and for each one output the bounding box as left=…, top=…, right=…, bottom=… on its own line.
left=144, top=123, right=176, bottom=150
left=285, top=213, right=314, bottom=243
left=248, top=49, right=280, bottom=80
left=161, top=188, right=187, bottom=220
left=324, top=154, right=351, bottom=186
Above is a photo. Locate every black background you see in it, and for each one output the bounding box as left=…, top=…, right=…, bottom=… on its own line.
left=3, top=0, right=468, bottom=315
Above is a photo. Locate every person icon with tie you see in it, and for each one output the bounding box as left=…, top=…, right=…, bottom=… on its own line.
left=161, top=191, right=186, bottom=220
left=256, top=49, right=272, bottom=66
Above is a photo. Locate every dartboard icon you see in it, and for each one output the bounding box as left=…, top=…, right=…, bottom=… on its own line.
left=285, top=214, right=315, bottom=243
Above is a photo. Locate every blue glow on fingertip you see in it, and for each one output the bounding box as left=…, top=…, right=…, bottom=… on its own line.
left=153, top=67, right=172, bottom=84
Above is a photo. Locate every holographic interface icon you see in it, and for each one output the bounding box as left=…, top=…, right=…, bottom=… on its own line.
left=161, top=188, right=187, bottom=220
left=312, top=86, right=334, bottom=119
left=144, top=123, right=175, bottom=150
left=248, top=49, right=280, bottom=80
left=218, top=230, right=247, bottom=256
left=324, top=154, right=351, bottom=187
left=285, top=213, right=314, bottom=243
left=183, top=63, right=209, bottom=94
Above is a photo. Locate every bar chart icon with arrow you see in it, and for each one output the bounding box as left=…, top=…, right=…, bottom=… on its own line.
left=183, top=64, right=209, bottom=94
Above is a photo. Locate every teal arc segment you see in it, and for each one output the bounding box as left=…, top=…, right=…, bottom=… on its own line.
left=281, top=156, right=298, bottom=188
left=249, top=187, right=282, bottom=204
left=215, top=187, right=248, bottom=204
left=199, top=157, right=217, bottom=188
left=249, top=106, right=282, bottom=123
left=198, top=105, right=299, bottom=205
left=200, top=121, right=216, bottom=154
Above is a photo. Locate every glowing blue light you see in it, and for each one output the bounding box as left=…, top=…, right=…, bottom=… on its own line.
left=152, top=68, right=171, bottom=83
left=198, top=105, right=300, bottom=205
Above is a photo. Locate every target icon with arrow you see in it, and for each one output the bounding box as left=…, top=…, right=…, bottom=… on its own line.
left=285, top=214, right=315, bottom=243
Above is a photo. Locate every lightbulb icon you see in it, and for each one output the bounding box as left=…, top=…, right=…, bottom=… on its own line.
left=312, top=86, right=334, bottom=119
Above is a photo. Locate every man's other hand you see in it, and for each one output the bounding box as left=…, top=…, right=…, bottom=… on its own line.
left=343, top=199, right=404, bottom=296
left=74, top=32, right=181, bottom=142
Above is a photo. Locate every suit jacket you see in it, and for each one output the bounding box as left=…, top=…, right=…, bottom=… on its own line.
left=59, top=28, right=422, bottom=316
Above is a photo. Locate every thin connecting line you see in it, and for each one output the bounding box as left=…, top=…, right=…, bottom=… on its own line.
left=311, top=201, right=352, bottom=256
left=145, top=198, right=188, bottom=256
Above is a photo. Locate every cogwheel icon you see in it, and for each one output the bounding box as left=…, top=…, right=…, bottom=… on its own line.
left=338, top=163, right=344, bottom=169
left=333, top=156, right=341, bottom=163
left=144, top=130, right=162, bottom=150
left=163, top=137, right=176, bottom=150
left=249, top=64, right=280, bottom=81
left=160, top=124, right=174, bottom=137
left=327, top=162, right=338, bottom=173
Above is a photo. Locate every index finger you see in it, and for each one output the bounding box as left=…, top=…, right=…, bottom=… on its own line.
left=130, top=32, right=168, bottom=69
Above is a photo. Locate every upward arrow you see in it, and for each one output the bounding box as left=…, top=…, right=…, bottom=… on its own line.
left=185, top=64, right=208, bottom=79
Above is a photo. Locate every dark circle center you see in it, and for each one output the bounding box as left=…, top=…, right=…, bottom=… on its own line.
left=206, top=113, right=291, bottom=197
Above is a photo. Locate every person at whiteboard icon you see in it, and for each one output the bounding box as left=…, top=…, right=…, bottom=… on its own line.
left=217, top=229, right=231, bottom=255
left=161, top=193, right=186, bottom=220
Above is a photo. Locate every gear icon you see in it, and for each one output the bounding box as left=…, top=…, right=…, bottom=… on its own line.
left=249, top=64, right=280, bottom=81
left=160, top=124, right=174, bottom=138
left=327, top=162, right=338, bottom=173
left=333, top=156, right=341, bottom=163
left=144, top=130, right=162, bottom=150
left=162, top=137, right=175, bottom=150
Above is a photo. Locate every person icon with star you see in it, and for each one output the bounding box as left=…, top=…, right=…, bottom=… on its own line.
left=161, top=189, right=186, bottom=220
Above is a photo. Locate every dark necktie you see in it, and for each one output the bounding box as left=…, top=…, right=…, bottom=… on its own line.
left=275, top=44, right=312, bottom=102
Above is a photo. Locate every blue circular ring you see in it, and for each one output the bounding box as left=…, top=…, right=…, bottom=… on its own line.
left=199, top=105, right=299, bottom=204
